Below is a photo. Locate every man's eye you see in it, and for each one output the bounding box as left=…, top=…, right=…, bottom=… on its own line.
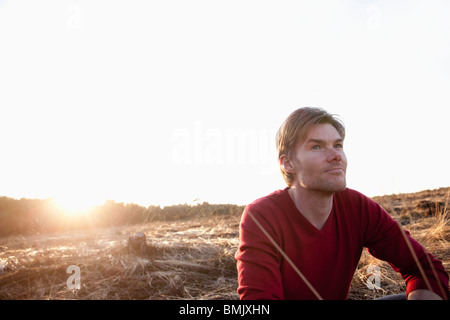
left=335, top=144, right=343, bottom=149
left=312, top=145, right=321, bottom=150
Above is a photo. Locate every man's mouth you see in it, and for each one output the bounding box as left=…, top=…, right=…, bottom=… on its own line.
left=325, top=167, right=345, bottom=173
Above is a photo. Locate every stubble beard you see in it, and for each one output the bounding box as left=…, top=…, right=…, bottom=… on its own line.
left=297, top=169, right=347, bottom=195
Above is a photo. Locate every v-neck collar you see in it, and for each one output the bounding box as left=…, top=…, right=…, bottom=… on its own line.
left=283, top=187, right=335, bottom=233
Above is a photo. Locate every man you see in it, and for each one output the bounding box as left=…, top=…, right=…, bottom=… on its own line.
left=235, top=107, right=449, bottom=300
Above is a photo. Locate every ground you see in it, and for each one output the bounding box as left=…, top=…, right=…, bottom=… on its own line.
left=0, top=187, right=448, bottom=300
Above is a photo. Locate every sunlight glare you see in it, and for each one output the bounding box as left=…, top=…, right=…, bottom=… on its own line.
left=52, top=195, right=102, bottom=216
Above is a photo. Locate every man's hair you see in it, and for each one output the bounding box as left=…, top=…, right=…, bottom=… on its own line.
left=275, top=107, right=345, bottom=187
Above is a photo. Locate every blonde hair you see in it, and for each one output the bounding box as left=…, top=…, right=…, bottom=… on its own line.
left=275, top=107, right=345, bottom=186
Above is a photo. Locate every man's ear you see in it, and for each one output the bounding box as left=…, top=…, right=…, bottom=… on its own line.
left=280, top=154, right=295, bottom=173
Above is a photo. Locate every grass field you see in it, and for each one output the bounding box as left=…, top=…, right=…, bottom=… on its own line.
left=0, top=187, right=448, bottom=300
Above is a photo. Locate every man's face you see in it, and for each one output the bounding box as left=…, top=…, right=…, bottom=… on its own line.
left=290, top=123, right=347, bottom=194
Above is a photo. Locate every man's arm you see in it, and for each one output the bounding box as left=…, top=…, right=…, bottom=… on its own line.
left=362, top=199, right=449, bottom=300
left=235, top=206, right=284, bottom=300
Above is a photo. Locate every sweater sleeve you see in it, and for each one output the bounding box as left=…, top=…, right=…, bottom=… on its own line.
left=362, top=197, right=449, bottom=300
left=235, top=204, right=284, bottom=300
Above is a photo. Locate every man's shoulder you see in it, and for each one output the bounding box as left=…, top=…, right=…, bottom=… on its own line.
left=242, top=188, right=291, bottom=230
left=335, top=187, right=370, bottom=201
left=248, top=188, right=289, bottom=209
left=334, top=187, right=383, bottom=213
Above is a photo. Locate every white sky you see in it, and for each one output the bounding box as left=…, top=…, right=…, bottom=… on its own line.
left=0, top=0, right=449, bottom=209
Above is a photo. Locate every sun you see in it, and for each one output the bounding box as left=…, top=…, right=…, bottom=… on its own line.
left=52, top=195, right=101, bottom=216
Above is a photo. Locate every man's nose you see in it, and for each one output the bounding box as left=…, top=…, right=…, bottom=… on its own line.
left=327, top=148, right=342, bottom=162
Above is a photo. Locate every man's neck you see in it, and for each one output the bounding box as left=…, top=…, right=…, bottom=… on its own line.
left=288, top=185, right=334, bottom=230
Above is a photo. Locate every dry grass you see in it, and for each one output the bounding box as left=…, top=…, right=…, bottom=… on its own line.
left=0, top=187, right=448, bottom=300
left=0, top=216, right=241, bottom=300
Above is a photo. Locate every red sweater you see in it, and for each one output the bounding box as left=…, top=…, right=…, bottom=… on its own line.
left=235, top=187, right=449, bottom=300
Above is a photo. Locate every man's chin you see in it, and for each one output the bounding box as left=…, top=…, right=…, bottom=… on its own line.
left=299, top=177, right=347, bottom=194
left=322, top=180, right=347, bottom=194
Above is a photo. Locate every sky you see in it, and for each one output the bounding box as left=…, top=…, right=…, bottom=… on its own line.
left=0, top=0, right=449, bottom=210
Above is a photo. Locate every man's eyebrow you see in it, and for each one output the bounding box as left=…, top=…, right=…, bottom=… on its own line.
left=305, top=138, right=344, bottom=144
